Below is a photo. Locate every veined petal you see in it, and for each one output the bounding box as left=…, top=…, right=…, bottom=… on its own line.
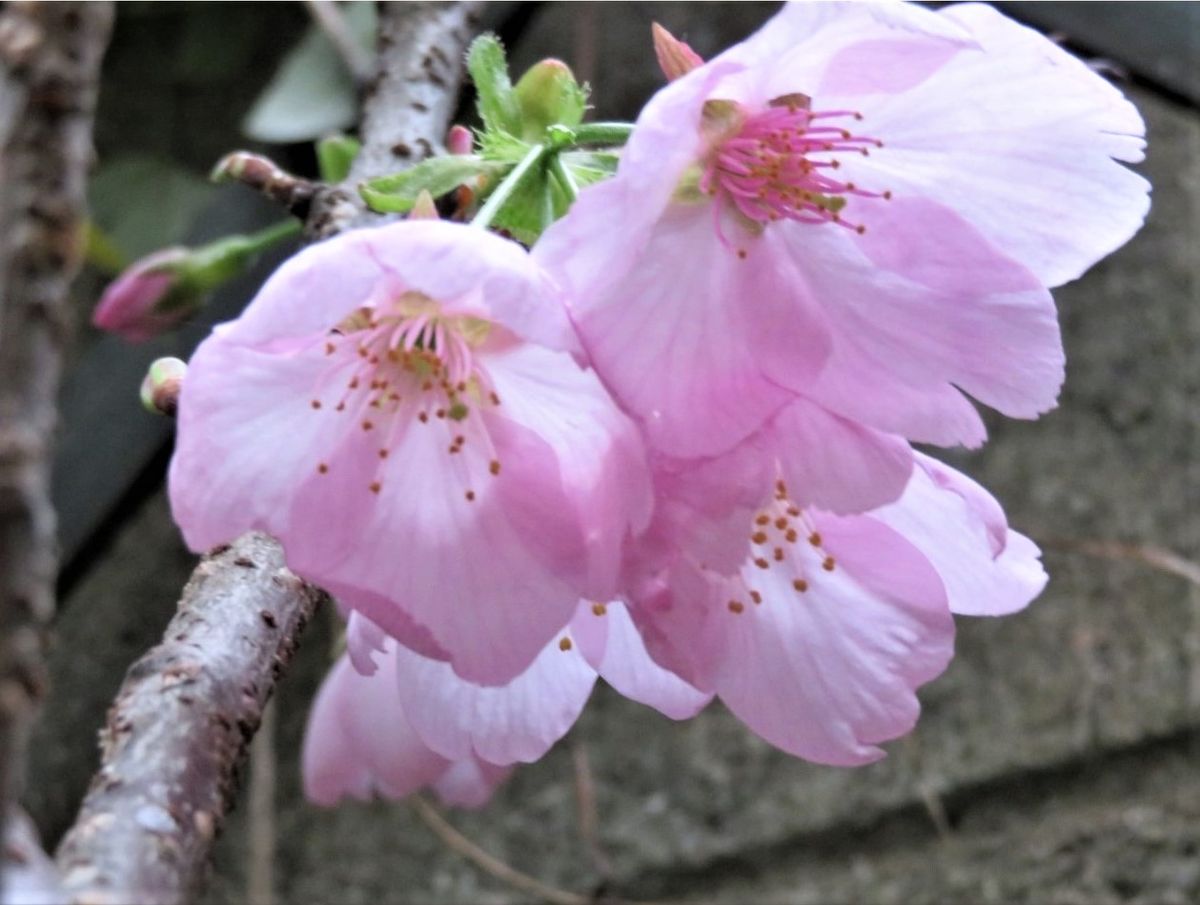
left=875, top=456, right=1047, bottom=617
left=168, top=340, right=345, bottom=552
left=765, top=395, right=913, bottom=513
left=392, top=624, right=597, bottom=765
left=484, top=343, right=652, bottom=598
left=284, top=397, right=586, bottom=686
left=783, top=201, right=1064, bottom=428
left=302, top=651, right=450, bottom=806
left=593, top=601, right=711, bottom=720
left=715, top=513, right=954, bottom=764
left=564, top=203, right=830, bottom=457
left=834, top=2, right=1150, bottom=287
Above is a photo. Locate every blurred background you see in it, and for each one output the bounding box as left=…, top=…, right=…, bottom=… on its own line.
left=25, top=2, right=1199, bottom=902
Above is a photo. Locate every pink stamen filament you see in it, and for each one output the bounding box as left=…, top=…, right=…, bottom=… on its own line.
left=702, top=104, right=887, bottom=239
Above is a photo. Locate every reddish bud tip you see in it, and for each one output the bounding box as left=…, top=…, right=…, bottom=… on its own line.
left=446, top=125, right=474, bottom=156
left=92, top=249, right=191, bottom=343
left=652, top=22, right=704, bottom=82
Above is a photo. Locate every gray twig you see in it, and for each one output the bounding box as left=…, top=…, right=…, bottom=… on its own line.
left=0, top=0, right=112, bottom=894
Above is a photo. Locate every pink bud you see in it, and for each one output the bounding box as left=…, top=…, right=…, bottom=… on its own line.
left=651, top=23, right=704, bottom=82
left=446, top=125, right=474, bottom=156
left=92, top=249, right=192, bottom=343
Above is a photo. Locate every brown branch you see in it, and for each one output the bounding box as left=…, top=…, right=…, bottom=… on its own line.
left=54, top=535, right=324, bottom=904
left=0, top=0, right=112, bottom=894
left=307, top=1, right=482, bottom=239
left=211, top=151, right=318, bottom=220
left=51, top=5, right=481, bottom=902
left=1039, top=536, right=1200, bottom=588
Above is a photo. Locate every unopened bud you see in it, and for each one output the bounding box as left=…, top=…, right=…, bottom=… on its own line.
left=408, top=190, right=440, bottom=220
left=513, top=58, right=585, bottom=140
left=652, top=23, right=704, bottom=81
left=141, top=357, right=187, bottom=417
left=93, top=221, right=299, bottom=343
left=92, top=248, right=194, bottom=342
left=446, top=124, right=474, bottom=156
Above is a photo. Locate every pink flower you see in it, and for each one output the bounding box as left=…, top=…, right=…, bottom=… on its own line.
left=625, top=446, right=1045, bottom=765
left=93, top=248, right=193, bottom=342
left=169, top=221, right=651, bottom=685
left=303, top=601, right=709, bottom=807
left=536, top=2, right=1147, bottom=458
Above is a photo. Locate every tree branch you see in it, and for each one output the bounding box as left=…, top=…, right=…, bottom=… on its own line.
left=0, top=0, right=112, bottom=894
left=307, top=1, right=482, bottom=239
left=50, top=4, right=481, bottom=902
left=55, top=535, right=323, bottom=905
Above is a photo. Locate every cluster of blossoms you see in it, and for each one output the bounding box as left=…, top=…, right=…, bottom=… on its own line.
left=136, top=2, right=1149, bottom=808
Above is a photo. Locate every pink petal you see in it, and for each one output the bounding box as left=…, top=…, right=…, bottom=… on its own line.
left=715, top=513, right=954, bottom=764
left=836, top=3, right=1149, bottom=288
left=392, top=625, right=597, bottom=765
left=346, top=611, right=388, bottom=676
left=592, top=601, right=711, bottom=720
left=483, top=342, right=652, bottom=599
left=432, top=758, right=514, bottom=810
left=283, top=396, right=587, bottom=686
left=168, top=340, right=346, bottom=552
left=302, top=650, right=450, bottom=806
left=560, top=203, right=830, bottom=457
left=875, top=456, right=1047, bottom=617
left=765, top=395, right=913, bottom=513
left=713, top=1, right=974, bottom=107
left=785, top=202, right=1063, bottom=429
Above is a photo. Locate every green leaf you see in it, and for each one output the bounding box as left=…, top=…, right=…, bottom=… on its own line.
left=477, top=128, right=531, bottom=164
left=243, top=3, right=376, bottom=143
left=466, top=34, right=522, bottom=136
left=316, top=134, right=362, bottom=183
left=360, top=156, right=508, bottom=213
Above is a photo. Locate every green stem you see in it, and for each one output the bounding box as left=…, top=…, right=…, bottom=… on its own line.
left=242, top=218, right=303, bottom=250
left=549, top=153, right=579, bottom=204
left=567, top=122, right=634, bottom=147
left=189, top=219, right=302, bottom=286
left=471, top=142, right=547, bottom=231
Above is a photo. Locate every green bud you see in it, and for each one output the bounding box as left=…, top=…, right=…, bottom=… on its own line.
left=140, top=357, right=188, bottom=416
left=513, top=58, right=586, bottom=141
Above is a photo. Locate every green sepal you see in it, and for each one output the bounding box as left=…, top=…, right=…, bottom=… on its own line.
left=316, top=134, right=362, bottom=183
left=466, top=34, right=523, bottom=137
left=561, top=150, right=619, bottom=188
left=360, top=155, right=508, bottom=214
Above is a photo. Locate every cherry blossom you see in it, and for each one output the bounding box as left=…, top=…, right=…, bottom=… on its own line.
left=169, top=221, right=651, bottom=685
left=303, top=602, right=709, bottom=806
left=625, top=445, right=1045, bottom=765
left=536, top=2, right=1147, bottom=458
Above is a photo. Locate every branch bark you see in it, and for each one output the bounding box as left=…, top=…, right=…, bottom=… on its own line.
left=0, top=0, right=112, bottom=893
left=55, top=535, right=323, bottom=905
left=307, top=0, right=481, bottom=239
left=51, top=4, right=481, bottom=902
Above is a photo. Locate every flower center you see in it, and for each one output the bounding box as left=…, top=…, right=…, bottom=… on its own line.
left=308, top=290, right=503, bottom=499
left=725, top=479, right=837, bottom=615
left=700, top=96, right=890, bottom=251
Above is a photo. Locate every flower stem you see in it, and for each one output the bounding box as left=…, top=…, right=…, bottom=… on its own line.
left=549, top=153, right=579, bottom=204
left=565, top=122, right=634, bottom=147
left=472, top=142, right=548, bottom=231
